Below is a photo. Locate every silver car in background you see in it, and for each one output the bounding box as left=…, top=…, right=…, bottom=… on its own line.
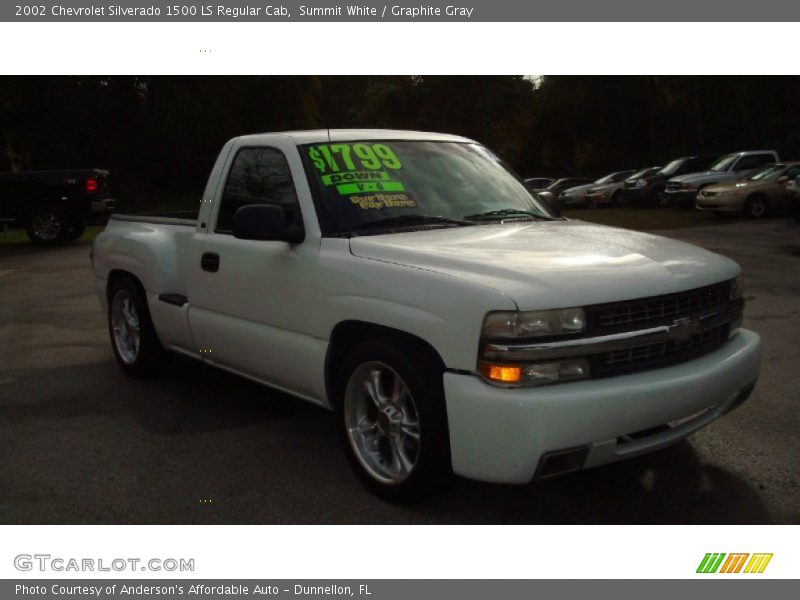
left=580, top=170, right=636, bottom=207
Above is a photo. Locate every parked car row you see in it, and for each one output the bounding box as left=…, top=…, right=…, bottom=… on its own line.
left=527, top=148, right=799, bottom=219
left=620, top=155, right=718, bottom=206
left=663, top=150, right=779, bottom=210
left=695, top=161, right=800, bottom=218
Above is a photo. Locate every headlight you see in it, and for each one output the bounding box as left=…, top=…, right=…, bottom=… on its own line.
left=730, top=276, right=743, bottom=302
left=635, top=179, right=648, bottom=188
left=682, top=182, right=697, bottom=191
left=728, top=276, right=744, bottom=338
left=479, top=358, right=590, bottom=386
left=482, top=308, right=586, bottom=339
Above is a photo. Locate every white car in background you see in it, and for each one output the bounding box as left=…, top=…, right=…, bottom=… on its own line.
left=562, top=171, right=634, bottom=207
left=584, top=169, right=637, bottom=207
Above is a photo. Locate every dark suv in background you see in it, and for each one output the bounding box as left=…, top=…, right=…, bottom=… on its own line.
left=0, top=169, right=114, bottom=244
left=620, top=155, right=718, bottom=206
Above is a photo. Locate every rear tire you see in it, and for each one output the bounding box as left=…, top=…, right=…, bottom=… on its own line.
left=743, top=195, right=768, bottom=219
left=107, top=276, right=167, bottom=377
left=26, top=206, right=67, bottom=245
left=336, top=339, right=452, bottom=502
left=63, top=218, right=86, bottom=242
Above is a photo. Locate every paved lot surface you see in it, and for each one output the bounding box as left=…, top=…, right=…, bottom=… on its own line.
left=1, top=219, right=798, bottom=524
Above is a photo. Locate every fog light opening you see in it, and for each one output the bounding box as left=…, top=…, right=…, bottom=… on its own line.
left=535, top=446, right=589, bottom=480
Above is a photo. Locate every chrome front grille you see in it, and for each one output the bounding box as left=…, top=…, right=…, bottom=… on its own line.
left=590, top=282, right=729, bottom=334
left=665, top=181, right=682, bottom=192
left=597, top=323, right=728, bottom=374
left=481, top=280, right=741, bottom=379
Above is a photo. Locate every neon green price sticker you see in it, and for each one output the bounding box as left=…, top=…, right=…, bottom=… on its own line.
left=308, top=143, right=402, bottom=175
left=336, top=181, right=406, bottom=195
left=321, top=171, right=393, bottom=186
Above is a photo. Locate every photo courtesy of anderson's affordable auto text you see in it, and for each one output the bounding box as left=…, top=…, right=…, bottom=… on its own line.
left=0, top=0, right=798, bottom=595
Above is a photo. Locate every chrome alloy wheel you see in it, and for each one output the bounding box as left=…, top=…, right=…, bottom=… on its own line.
left=32, top=210, right=62, bottom=241
left=111, top=290, right=141, bottom=365
left=344, top=361, right=421, bottom=485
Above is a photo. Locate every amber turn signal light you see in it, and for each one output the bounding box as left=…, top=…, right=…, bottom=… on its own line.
left=480, top=363, right=522, bottom=384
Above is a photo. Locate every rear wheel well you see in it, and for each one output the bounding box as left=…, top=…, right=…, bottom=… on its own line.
left=325, top=321, right=446, bottom=408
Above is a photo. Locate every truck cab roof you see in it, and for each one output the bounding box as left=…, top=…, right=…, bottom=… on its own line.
left=233, top=129, right=476, bottom=146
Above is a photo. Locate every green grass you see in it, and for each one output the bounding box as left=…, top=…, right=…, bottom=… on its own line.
left=0, top=225, right=103, bottom=246
left=562, top=207, right=738, bottom=232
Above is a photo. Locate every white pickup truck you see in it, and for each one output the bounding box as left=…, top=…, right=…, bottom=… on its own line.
left=92, top=129, right=762, bottom=500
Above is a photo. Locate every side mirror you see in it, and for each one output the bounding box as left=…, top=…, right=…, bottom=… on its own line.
left=777, top=175, right=789, bottom=183
left=232, top=204, right=305, bottom=244
left=537, top=191, right=562, bottom=217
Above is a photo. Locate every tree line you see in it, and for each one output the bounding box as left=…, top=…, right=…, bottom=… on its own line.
left=1, top=75, right=798, bottom=210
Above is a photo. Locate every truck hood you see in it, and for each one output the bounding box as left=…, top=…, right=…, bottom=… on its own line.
left=349, top=220, right=738, bottom=310
left=670, top=171, right=735, bottom=185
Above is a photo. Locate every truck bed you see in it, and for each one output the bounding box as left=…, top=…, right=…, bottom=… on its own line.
left=110, top=211, right=198, bottom=227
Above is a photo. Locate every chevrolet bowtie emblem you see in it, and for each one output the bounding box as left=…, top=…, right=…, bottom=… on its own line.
left=671, top=316, right=701, bottom=341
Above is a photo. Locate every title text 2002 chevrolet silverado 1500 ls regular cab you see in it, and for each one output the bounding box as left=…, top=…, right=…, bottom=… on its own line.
left=92, top=130, right=762, bottom=500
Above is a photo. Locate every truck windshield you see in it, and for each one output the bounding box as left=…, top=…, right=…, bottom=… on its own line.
left=659, top=159, right=684, bottom=175
left=300, top=141, right=554, bottom=235
left=594, top=172, right=616, bottom=184
left=747, top=165, right=783, bottom=181
left=711, top=154, right=737, bottom=172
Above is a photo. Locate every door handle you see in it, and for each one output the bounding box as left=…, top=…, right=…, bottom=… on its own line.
left=201, top=252, right=220, bottom=272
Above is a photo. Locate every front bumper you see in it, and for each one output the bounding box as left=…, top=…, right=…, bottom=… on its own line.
left=586, top=193, right=610, bottom=205
left=444, top=328, right=762, bottom=484
left=91, top=198, right=116, bottom=213
left=696, top=198, right=741, bottom=212
left=561, top=195, right=586, bottom=206
left=663, top=190, right=698, bottom=205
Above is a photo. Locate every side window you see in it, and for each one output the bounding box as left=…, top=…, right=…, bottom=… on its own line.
left=216, top=147, right=299, bottom=233
left=682, top=159, right=703, bottom=173
left=734, top=154, right=772, bottom=172
left=754, top=154, right=774, bottom=168
left=785, top=166, right=800, bottom=179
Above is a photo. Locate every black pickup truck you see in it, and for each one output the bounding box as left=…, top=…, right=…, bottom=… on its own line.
left=0, top=169, right=115, bottom=244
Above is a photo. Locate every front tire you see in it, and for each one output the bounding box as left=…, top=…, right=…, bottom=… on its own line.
left=107, top=277, right=167, bottom=377
left=337, top=339, right=452, bottom=501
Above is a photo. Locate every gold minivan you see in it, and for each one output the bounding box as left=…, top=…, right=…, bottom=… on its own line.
left=696, top=162, right=800, bottom=218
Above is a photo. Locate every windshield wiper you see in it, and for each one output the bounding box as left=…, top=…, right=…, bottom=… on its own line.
left=349, top=214, right=476, bottom=233
left=463, top=208, right=555, bottom=222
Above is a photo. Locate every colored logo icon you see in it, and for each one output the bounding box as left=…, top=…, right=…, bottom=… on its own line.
left=697, top=553, right=773, bottom=574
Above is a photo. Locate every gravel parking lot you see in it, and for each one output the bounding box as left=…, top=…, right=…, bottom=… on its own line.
left=1, top=218, right=798, bottom=524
